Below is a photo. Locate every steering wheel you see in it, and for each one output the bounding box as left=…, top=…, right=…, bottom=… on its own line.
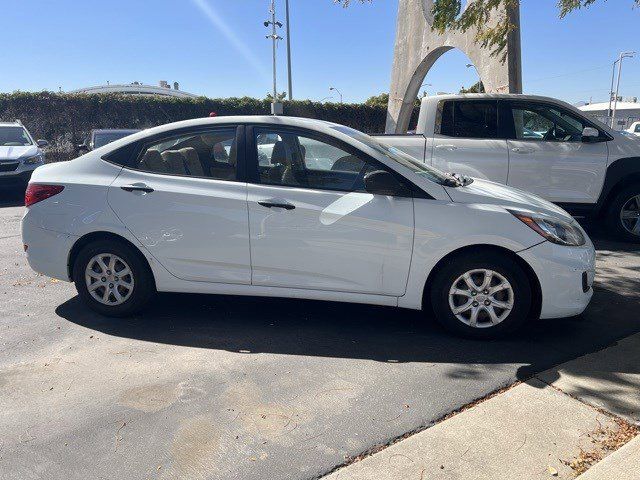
left=542, top=127, right=556, bottom=141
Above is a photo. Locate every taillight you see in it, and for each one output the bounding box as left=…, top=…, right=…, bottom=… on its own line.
left=25, top=184, right=64, bottom=207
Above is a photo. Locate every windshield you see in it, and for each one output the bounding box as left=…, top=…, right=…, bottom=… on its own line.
left=0, top=126, right=32, bottom=147
left=331, top=125, right=455, bottom=186
left=94, top=131, right=138, bottom=148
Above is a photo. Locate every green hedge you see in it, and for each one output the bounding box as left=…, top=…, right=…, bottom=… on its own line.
left=0, top=92, right=419, bottom=162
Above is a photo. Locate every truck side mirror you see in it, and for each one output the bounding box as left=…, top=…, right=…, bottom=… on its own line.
left=581, top=127, right=600, bottom=142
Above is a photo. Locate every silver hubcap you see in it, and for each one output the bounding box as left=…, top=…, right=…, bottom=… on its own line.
left=85, top=254, right=134, bottom=306
left=620, top=194, right=640, bottom=236
left=448, top=269, right=514, bottom=328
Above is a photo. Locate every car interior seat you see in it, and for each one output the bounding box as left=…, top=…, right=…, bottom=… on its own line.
left=139, top=149, right=165, bottom=172
left=160, top=150, right=188, bottom=176
left=178, top=147, right=205, bottom=177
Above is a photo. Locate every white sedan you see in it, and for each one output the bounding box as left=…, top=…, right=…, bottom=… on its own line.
left=22, top=116, right=595, bottom=338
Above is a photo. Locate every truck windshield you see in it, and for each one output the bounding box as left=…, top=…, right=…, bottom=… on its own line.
left=331, top=125, right=455, bottom=186
left=0, top=126, right=32, bottom=146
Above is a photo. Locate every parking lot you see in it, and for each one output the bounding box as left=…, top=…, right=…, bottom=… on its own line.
left=1, top=187, right=640, bottom=480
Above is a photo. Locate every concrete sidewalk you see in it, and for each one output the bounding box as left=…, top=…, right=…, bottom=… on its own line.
left=323, top=334, right=640, bottom=480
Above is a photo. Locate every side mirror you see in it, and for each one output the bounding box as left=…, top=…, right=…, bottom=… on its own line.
left=75, top=144, right=89, bottom=153
left=582, top=127, right=600, bottom=142
left=364, top=170, right=406, bottom=196
left=36, top=139, right=49, bottom=148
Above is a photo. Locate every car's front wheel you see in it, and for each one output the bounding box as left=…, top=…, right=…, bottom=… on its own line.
left=606, top=185, right=640, bottom=243
left=72, top=239, right=155, bottom=317
left=429, top=251, right=532, bottom=339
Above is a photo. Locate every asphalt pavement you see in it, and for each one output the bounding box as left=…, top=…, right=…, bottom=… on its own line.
left=1, top=185, right=639, bottom=480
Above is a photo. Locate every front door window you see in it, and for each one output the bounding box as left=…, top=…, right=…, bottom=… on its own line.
left=511, top=103, right=597, bottom=142
left=254, top=128, right=406, bottom=194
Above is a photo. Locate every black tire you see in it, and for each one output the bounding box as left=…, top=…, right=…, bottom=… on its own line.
left=72, top=239, right=155, bottom=317
left=605, top=184, right=640, bottom=243
left=429, top=251, right=532, bottom=339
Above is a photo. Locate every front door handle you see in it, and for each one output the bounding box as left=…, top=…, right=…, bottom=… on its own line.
left=258, top=200, right=295, bottom=210
left=435, top=144, right=458, bottom=151
left=121, top=184, right=154, bottom=194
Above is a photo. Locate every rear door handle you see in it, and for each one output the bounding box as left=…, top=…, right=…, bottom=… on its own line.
left=511, top=147, right=534, bottom=154
left=258, top=200, right=295, bottom=210
left=121, top=184, right=154, bottom=193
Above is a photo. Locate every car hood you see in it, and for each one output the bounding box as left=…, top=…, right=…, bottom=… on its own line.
left=444, top=178, right=574, bottom=222
left=0, top=145, right=38, bottom=160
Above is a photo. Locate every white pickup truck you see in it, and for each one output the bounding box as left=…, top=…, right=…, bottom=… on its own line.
left=375, top=94, right=640, bottom=242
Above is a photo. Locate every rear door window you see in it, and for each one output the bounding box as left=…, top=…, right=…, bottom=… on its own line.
left=134, top=128, right=238, bottom=180
left=437, top=100, right=498, bottom=139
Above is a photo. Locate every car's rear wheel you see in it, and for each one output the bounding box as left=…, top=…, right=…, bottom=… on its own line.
left=72, top=239, right=155, bottom=317
left=606, top=185, right=640, bottom=243
left=429, top=251, right=532, bottom=339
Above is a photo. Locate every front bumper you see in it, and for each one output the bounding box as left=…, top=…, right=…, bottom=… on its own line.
left=0, top=170, right=33, bottom=186
left=0, top=159, right=42, bottom=185
left=518, top=240, right=596, bottom=319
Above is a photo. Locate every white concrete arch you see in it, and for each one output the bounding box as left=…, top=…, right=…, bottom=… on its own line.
left=386, top=0, right=522, bottom=133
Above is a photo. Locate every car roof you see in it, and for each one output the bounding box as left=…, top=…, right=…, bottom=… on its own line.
left=92, top=129, right=141, bottom=134
left=424, top=93, right=572, bottom=102
left=0, top=122, right=25, bottom=127
left=103, top=116, right=343, bottom=147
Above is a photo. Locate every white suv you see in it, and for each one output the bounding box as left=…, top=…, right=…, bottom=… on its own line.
left=22, top=116, right=595, bottom=339
left=0, top=121, right=48, bottom=187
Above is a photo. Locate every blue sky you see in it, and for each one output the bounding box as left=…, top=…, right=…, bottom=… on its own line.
left=1, top=0, right=639, bottom=105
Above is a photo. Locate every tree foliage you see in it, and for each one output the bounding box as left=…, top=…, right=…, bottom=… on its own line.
left=336, top=0, right=640, bottom=58
left=364, top=93, right=389, bottom=107
left=460, top=81, right=485, bottom=94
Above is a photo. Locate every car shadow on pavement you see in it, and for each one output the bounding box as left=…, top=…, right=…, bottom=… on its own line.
left=0, top=185, right=25, bottom=207
left=55, top=275, right=640, bottom=382
left=52, top=218, right=640, bottom=382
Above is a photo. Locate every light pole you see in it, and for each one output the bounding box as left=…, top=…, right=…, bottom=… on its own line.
left=466, top=64, right=483, bottom=92
left=264, top=0, right=283, bottom=115
left=611, top=51, right=635, bottom=129
left=285, top=0, right=293, bottom=101
left=329, top=87, right=342, bottom=103
left=420, top=82, right=432, bottom=98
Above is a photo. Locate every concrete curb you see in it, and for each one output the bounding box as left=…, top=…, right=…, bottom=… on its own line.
left=576, top=435, right=640, bottom=479
left=322, top=333, right=640, bottom=480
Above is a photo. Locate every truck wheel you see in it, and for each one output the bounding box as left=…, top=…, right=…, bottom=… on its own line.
left=72, top=239, right=155, bottom=317
left=429, top=251, right=532, bottom=339
left=606, top=185, right=640, bottom=243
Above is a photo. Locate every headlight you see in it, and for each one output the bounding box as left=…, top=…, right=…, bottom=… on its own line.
left=509, top=210, right=586, bottom=246
left=22, top=153, right=44, bottom=165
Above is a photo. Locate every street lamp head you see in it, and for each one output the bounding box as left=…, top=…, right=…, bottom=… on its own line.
left=466, top=64, right=474, bottom=68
